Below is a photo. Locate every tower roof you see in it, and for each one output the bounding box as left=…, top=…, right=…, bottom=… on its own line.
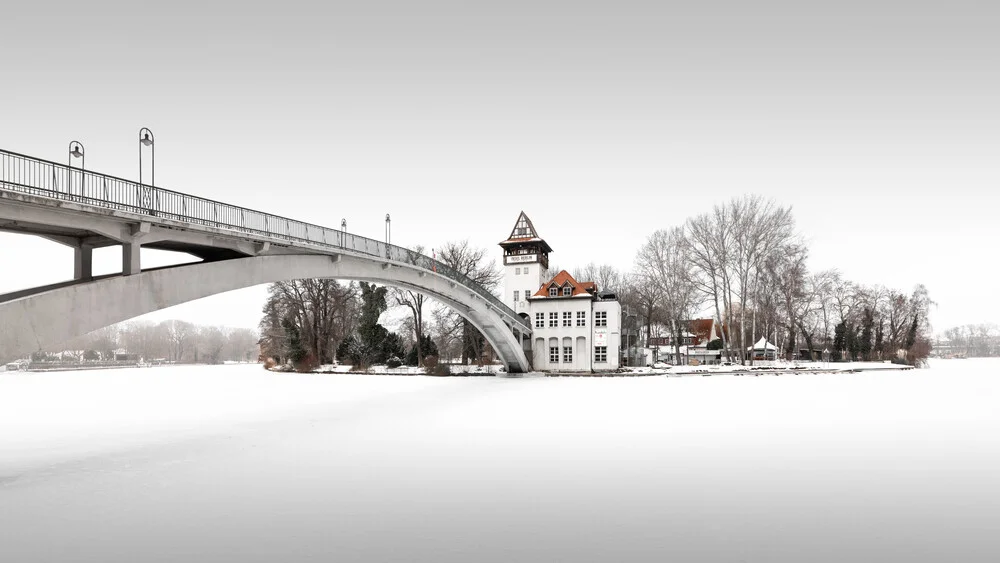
left=499, top=211, right=553, bottom=253
left=508, top=211, right=540, bottom=240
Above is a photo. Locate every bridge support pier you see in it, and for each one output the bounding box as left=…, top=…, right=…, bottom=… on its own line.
left=74, top=245, right=93, bottom=280
left=122, top=242, right=141, bottom=276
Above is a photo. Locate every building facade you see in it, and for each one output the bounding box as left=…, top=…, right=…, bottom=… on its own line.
left=646, top=319, right=725, bottom=365
left=500, top=212, right=621, bottom=372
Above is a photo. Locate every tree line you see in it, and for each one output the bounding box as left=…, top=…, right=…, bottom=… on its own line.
left=939, top=324, right=1000, bottom=357
left=632, top=194, right=933, bottom=366
left=31, top=320, right=260, bottom=364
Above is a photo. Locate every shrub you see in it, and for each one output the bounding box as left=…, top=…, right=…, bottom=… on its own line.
left=427, top=362, right=451, bottom=377
left=293, top=354, right=320, bottom=373
left=386, top=356, right=403, bottom=369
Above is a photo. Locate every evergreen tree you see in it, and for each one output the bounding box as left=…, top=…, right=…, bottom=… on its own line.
left=860, top=307, right=874, bottom=361
left=906, top=314, right=919, bottom=349
left=281, top=317, right=308, bottom=364
left=847, top=323, right=860, bottom=361
left=343, top=282, right=391, bottom=367
left=381, top=332, right=406, bottom=364
left=406, top=334, right=440, bottom=366
left=337, top=335, right=356, bottom=363
left=833, top=321, right=847, bottom=361
left=874, top=319, right=885, bottom=360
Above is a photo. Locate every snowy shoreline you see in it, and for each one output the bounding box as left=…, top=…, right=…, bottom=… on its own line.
left=8, top=360, right=918, bottom=377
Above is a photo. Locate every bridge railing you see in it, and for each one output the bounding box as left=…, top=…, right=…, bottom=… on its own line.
left=0, top=149, right=529, bottom=331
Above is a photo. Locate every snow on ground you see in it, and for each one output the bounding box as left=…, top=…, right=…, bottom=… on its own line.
left=309, top=363, right=507, bottom=375
left=622, top=359, right=917, bottom=376
left=2, top=359, right=1000, bottom=562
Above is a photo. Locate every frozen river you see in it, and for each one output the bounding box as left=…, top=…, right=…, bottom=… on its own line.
left=2, top=360, right=999, bottom=562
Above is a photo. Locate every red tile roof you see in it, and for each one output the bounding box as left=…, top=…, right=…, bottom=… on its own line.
left=689, top=319, right=715, bottom=344
left=531, top=270, right=598, bottom=298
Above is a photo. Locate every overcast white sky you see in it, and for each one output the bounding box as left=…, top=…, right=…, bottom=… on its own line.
left=1, top=1, right=998, bottom=334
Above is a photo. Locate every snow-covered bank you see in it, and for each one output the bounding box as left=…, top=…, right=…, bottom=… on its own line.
left=2, top=359, right=999, bottom=563
left=305, top=363, right=508, bottom=375
left=622, top=359, right=918, bottom=377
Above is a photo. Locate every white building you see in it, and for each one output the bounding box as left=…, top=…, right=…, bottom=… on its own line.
left=500, top=212, right=622, bottom=372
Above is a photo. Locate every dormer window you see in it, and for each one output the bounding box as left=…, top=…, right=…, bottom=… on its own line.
left=548, top=287, right=558, bottom=297
left=562, top=286, right=572, bottom=296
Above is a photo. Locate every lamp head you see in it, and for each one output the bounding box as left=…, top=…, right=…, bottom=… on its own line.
left=140, top=131, right=154, bottom=146
left=341, top=219, right=346, bottom=228
left=385, top=214, right=390, bottom=222
left=69, top=145, right=84, bottom=159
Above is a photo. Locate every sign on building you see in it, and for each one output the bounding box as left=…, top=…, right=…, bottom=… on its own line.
left=505, top=254, right=537, bottom=264
left=594, top=328, right=608, bottom=346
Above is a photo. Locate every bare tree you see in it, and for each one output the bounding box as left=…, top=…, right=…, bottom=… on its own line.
left=225, top=327, right=260, bottom=362
left=572, top=263, right=626, bottom=294
left=259, top=280, right=359, bottom=365
left=430, top=305, right=464, bottom=362
left=686, top=206, right=735, bottom=361
left=729, top=195, right=795, bottom=364
left=436, top=239, right=502, bottom=364
left=393, top=245, right=430, bottom=366
left=765, top=243, right=809, bottom=360
left=635, top=227, right=703, bottom=365
left=622, top=272, right=662, bottom=344
left=165, top=320, right=194, bottom=362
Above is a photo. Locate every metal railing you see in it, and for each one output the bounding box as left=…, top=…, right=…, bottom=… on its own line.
left=0, top=149, right=529, bottom=331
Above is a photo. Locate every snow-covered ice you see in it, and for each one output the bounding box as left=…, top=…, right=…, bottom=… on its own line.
left=2, top=359, right=1000, bottom=562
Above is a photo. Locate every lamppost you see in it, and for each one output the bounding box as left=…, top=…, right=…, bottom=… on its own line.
left=138, top=128, right=154, bottom=186
left=385, top=213, right=391, bottom=259
left=138, top=127, right=155, bottom=213
left=341, top=218, right=346, bottom=248
left=68, top=141, right=84, bottom=199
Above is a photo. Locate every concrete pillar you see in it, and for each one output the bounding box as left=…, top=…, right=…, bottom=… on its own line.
left=74, top=245, right=93, bottom=280
left=122, top=242, right=141, bottom=276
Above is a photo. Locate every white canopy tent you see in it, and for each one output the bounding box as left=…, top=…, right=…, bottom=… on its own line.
left=748, top=337, right=778, bottom=360
left=747, top=337, right=777, bottom=351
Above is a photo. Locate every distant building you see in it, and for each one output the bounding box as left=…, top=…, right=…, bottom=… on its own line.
left=648, top=319, right=724, bottom=348
left=500, top=212, right=622, bottom=372
left=647, top=319, right=725, bottom=365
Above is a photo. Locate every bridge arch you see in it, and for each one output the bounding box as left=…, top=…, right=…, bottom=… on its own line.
left=0, top=254, right=531, bottom=373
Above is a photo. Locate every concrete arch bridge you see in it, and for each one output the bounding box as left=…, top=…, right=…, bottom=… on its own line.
left=0, top=149, right=531, bottom=372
